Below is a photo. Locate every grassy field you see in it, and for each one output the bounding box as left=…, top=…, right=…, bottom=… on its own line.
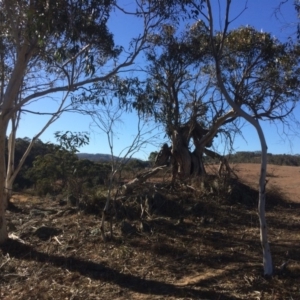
left=1, top=163, right=300, bottom=299
left=228, top=163, right=300, bottom=203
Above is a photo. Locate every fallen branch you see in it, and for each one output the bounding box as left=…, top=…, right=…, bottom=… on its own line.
left=0, top=254, right=11, bottom=270
left=8, top=233, right=26, bottom=244
left=122, top=165, right=167, bottom=194
left=204, top=148, right=238, bottom=178
left=53, top=236, right=62, bottom=245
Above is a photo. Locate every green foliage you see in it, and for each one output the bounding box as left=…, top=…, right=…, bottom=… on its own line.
left=13, top=138, right=50, bottom=188
left=141, top=23, right=211, bottom=136
left=220, top=26, right=300, bottom=119
left=35, top=178, right=57, bottom=197
left=148, top=151, right=158, bottom=163
left=54, top=131, right=90, bottom=153
left=126, top=159, right=148, bottom=170
left=3, top=0, right=118, bottom=63
left=27, top=147, right=78, bottom=192
left=139, top=21, right=300, bottom=162
left=20, top=137, right=112, bottom=196
left=70, top=75, right=146, bottom=114
left=0, top=0, right=123, bottom=107
left=25, top=132, right=90, bottom=195
left=75, top=160, right=111, bottom=186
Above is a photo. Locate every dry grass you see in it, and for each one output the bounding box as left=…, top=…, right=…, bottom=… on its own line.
left=225, top=163, right=299, bottom=203
left=1, top=163, right=300, bottom=299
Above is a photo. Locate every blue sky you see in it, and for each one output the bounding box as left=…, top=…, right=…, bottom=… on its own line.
left=16, top=0, right=300, bottom=159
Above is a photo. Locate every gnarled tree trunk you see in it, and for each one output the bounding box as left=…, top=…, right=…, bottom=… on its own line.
left=172, top=130, right=192, bottom=180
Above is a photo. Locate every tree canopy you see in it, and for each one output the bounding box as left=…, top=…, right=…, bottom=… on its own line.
left=0, top=0, right=170, bottom=243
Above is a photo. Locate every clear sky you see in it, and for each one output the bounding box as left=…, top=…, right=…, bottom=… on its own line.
left=16, top=0, right=300, bottom=160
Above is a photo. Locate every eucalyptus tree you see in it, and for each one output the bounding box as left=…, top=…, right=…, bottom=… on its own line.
left=0, top=0, right=168, bottom=243
left=135, top=0, right=300, bottom=275
left=140, top=23, right=239, bottom=182
left=184, top=0, right=300, bottom=276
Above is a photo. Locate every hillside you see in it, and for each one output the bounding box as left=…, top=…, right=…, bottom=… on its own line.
left=78, top=150, right=300, bottom=166
left=224, top=151, right=300, bottom=166
left=77, top=153, right=117, bottom=162
left=77, top=153, right=145, bottom=163
left=1, top=164, right=300, bottom=299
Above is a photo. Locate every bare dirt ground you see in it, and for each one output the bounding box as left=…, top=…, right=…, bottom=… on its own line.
left=1, top=163, right=300, bottom=300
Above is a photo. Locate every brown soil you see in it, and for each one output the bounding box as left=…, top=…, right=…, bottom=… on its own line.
left=1, top=163, right=300, bottom=299
left=235, top=163, right=300, bottom=203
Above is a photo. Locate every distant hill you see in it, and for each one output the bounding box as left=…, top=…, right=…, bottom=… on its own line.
left=77, top=153, right=146, bottom=163
left=78, top=151, right=300, bottom=167
left=77, top=153, right=118, bottom=162
left=205, top=151, right=300, bottom=166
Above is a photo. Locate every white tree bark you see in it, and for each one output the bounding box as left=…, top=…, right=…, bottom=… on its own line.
left=257, top=127, right=273, bottom=276
left=0, top=125, right=8, bottom=243
left=5, top=119, right=17, bottom=207
left=205, top=0, right=273, bottom=275
left=0, top=40, right=31, bottom=242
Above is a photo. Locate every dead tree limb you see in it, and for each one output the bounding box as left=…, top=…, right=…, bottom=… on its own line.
left=203, top=148, right=238, bottom=178
left=122, top=165, right=167, bottom=194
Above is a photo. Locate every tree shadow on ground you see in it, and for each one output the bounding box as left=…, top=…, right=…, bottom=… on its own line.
left=227, top=178, right=300, bottom=210
left=2, top=177, right=300, bottom=299
left=0, top=239, right=237, bottom=299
